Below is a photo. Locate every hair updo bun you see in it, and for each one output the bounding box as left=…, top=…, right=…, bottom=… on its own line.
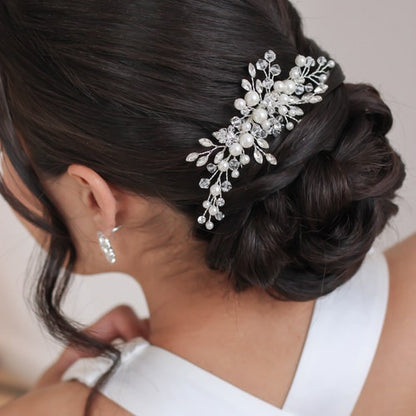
left=204, top=81, right=405, bottom=300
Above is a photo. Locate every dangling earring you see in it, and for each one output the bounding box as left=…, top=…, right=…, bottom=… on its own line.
left=97, top=225, right=122, bottom=264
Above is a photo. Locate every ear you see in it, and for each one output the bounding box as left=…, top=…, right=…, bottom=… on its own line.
left=67, top=164, right=118, bottom=237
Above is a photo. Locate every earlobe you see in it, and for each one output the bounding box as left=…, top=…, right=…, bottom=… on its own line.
left=67, top=164, right=117, bottom=235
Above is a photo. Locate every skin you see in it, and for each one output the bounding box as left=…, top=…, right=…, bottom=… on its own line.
left=0, top=148, right=415, bottom=415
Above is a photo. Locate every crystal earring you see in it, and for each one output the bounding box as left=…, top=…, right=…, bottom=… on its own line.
left=97, top=225, right=122, bottom=264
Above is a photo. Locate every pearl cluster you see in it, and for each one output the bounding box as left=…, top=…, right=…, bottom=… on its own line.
left=186, top=49, right=335, bottom=230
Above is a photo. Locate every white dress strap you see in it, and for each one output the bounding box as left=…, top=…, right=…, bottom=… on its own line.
left=282, top=248, right=390, bottom=415
left=62, top=248, right=389, bottom=416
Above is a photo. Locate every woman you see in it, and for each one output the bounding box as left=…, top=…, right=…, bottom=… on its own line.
left=0, top=1, right=414, bottom=415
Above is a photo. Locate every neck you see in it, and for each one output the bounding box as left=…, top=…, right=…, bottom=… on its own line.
left=124, top=238, right=310, bottom=350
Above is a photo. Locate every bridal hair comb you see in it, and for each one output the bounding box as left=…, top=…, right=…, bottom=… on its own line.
left=186, top=49, right=336, bottom=230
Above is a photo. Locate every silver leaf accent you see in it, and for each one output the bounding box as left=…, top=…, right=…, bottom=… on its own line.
left=265, top=153, right=277, bottom=165
left=256, top=138, right=270, bottom=149
left=248, top=63, right=256, bottom=78
left=199, top=138, right=214, bottom=147
left=241, top=79, right=252, bottom=91
left=186, top=152, right=199, bottom=162
left=256, top=79, right=263, bottom=94
left=196, top=155, right=209, bottom=167
left=214, top=151, right=224, bottom=164
left=253, top=149, right=263, bottom=164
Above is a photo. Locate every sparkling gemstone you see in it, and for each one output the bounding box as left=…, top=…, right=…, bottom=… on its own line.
left=241, top=108, right=251, bottom=116
left=229, top=159, right=239, bottom=170
left=197, top=215, right=206, bottom=224
left=263, top=78, right=274, bottom=89
left=305, top=83, right=314, bottom=93
left=199, top=178, right=210, bottom=189
left=251, top=123, right=261, bottom=134
left=295, top=84, right=305, bottom=95
left=264, top=50, right=276, bottom=62
left=272, top=125, right=282, bottom=136
left=270, top=64, right=281, bottom=76
left=221, top=181, right=232, bottom=192
left=207, top=163, right=217, bottom=173
left=256, top=59, right=268, bottom=71
left=215, top=211, right=225, bottom=221
left=217, top=198, right=225, bottom=206
left=317, top=56, right=327, bottom=65
left=231, top=116, right=242, bottom=127
left=306, top=56, right=315, bottom=66
left=259, top=129, right=268, bottom=138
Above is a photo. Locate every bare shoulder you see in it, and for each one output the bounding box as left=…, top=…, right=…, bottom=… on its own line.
left=352, top=232, right=416, bottom=415
left=0, top=381, right=132, bottom=416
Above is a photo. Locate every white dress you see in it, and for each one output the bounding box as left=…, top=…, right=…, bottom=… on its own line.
left=62, top=247, right=389, bottom=416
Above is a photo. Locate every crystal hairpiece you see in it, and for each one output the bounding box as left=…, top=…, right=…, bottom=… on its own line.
left=186, top=49, right=335, bottom=230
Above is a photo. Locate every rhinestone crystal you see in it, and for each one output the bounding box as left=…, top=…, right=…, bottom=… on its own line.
left=199, top=178, right=210, bottom=189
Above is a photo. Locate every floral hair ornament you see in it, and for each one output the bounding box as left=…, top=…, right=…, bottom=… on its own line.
left=186, top=49, right=336, bottom=230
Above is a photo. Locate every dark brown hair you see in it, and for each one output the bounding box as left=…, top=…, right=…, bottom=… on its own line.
left=0, top=0, right=406, bottom=414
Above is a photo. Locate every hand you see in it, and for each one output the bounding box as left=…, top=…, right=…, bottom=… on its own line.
left=33, top=305, right=150, bottom=390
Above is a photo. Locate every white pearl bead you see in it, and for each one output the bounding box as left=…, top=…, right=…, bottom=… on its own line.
left=295, top=55, right=306, bottom=67
left=209, top=206, right=218, bottom=216
left=279, top=94, right=289, bottom=104
left=252, top=108, right=268, bottom=124
left=229, top=143, right=243, bottom=156
left=241, top=121, right=251, bottom=132
left=284, top=80, right=296, bottom=95
left=202, top=200, right=211, bottom=209
left=205, top=221, right=214, bottom=230
left=210, top=184, right=221, bottom=196
left=244, top=91, right=260, bottom=107
left=278, top=106, right=288, bottom=115
left=261, top=120, right=271, bottom=130
left=231, top=170, right=240, bottom=178
left=286, top=122, right=294, bottom=130
left=239, top=132, right=254, bottom=148
left=234, top=98, right=246, bottom=111
left=240, top=154, right=250, bottom=165
left=217, top=160, right=229, bottom=172
left=274, top=81, right=285, bottom=92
